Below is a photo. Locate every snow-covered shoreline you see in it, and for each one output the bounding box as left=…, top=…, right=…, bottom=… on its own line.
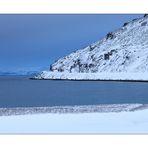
left=0, top=104, right=147, bottom=116
left=34, top=71, right=148, bottom=81
left=0, top=105, right=148, bottom=133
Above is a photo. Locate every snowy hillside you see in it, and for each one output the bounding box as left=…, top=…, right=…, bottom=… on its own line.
left=35, top=14, right=148, bottom=80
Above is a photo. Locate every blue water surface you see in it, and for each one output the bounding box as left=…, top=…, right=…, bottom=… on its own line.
left=0, top=76, right=148, bottom=107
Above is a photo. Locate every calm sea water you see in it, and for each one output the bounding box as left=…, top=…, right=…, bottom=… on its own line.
left=0, top=76, right=148, bottom=107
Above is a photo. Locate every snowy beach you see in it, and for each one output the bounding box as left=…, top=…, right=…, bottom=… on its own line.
left=0, top=104, right=148, bottom=134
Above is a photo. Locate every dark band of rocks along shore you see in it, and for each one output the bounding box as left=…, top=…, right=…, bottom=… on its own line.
left=0, top=104, right=147, bottom=116
left=30, top=77, right=148, bottom=83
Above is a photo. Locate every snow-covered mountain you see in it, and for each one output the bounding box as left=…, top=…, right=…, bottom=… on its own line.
left=35, top=14, right=148, bottom=80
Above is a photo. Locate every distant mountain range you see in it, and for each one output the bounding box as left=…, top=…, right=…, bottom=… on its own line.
left=0, top=70, right=39, bottom=76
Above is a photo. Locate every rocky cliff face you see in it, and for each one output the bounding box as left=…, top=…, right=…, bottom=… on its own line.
left=36, top=15, right=148, bottom=80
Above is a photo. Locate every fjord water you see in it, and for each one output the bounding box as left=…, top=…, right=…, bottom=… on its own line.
left=0, top=76, right=148, bottom=107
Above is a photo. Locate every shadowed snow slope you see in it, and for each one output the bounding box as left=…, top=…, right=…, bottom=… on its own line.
left=36, top=15, right=148, bottom=80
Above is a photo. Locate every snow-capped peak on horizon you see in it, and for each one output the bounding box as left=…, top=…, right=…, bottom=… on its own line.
left=36, top=14, right=148, bottom=80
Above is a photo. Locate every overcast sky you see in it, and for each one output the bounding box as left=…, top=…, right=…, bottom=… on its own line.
left=0, top=14, right=143, bottom=72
